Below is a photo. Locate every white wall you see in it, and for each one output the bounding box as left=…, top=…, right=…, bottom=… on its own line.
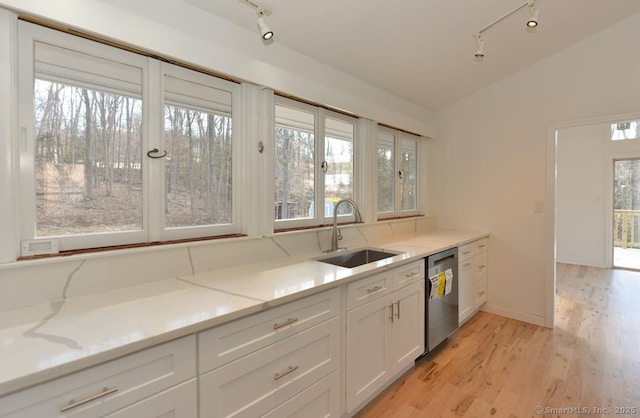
left=0, top=0, right=437, bottom=138
left=434, top=12, right=640, bottom=326
left=556, top=124, right=609, bottom=267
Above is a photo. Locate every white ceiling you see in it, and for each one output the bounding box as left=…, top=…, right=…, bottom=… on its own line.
left=183, top=0, right=640, bottom=112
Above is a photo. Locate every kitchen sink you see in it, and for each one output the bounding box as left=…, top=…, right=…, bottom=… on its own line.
left=315, top=248, right=401, bottom=268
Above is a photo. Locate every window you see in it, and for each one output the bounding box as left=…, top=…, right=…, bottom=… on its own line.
left=19, top=23, right=241, bottom=252
left=611, top=120, right=640, bottom=141
left=377, top=127, right=419, bottom=218
left=274, top=96, right=356, bottom=228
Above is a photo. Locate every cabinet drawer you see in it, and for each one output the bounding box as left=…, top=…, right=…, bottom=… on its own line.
left=262, top=371, right=340, bottom=418
left=474, top=238, right=488, bottom=254
left=474, top=251, right=488, bottom=275
left=1, top=336, right=195, bottom=418
left=392, top=260, right=424, bottom=290
left=103, top=379, right=197, bottom=418
left=200, top=317, right=340, bottom=418
left=458, top=242, right=474, bottom=261
left=345, top=270, right=393, bottom=310
left=199, top=287, right=340, bottom=372
left=474, top=275, right=488, bottom=306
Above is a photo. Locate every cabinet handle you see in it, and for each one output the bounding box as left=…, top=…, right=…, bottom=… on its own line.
left=366, top=285, right=382, bottom=293
left=478, top=244, right=486, bottom=249
left=478, top=291, right=486, bottom=296
left=463, top=250, right=472, bottom=255
left=395, top=300, right=400, bottom=319
left=60, top=387, right=118, bottom=412
left=389, top=304, right=395, bottom=323
left=274, top=365, right=299, bottom=380
left=404, top=271, right=420, bottom=279
left=273, top=318, right=298, bottom=330
left=463, top=262, right=472, bottom=267
left=478, top=265, right=486, bottom=269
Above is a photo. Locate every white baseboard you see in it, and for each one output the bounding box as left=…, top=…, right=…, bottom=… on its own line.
left=480, top=303, right=547, bottom=327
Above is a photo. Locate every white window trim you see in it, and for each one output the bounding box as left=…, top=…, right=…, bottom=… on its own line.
left=274, top=96, right=357, bottom=230
left=377, top=126, right=422, bottom=220
left=18, top=22, right=243, bottom=252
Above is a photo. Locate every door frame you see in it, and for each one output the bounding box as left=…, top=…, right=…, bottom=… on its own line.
left=547, top=111, right=640, bottom=328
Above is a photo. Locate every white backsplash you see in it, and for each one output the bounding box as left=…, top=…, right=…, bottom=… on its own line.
left=0, top=217, right=436, bottom=311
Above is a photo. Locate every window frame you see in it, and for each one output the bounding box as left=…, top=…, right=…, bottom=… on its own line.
left=274, top=95, right=357, bottom=230
left=18, top=22, right=243, bottom=252
left=376, top=126, right=421, bottom=220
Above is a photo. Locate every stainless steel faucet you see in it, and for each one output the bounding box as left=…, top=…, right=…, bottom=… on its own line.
left=327, top=198, right=363, bottom=253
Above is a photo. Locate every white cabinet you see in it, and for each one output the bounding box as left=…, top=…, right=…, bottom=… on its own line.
left=458, top=238, right=488, bottom=325
left=103, top=380, right=197, bottom=418
left=345, top=260, right=424, bottom=413
left=0, top=336, right=196, bottom=418
left=198, top=288, right=342, bottom=418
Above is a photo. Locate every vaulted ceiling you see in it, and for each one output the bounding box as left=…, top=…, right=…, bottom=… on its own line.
left=181, top=0, right=640, bottom=111
left=91, top=0, right=640, bottom=113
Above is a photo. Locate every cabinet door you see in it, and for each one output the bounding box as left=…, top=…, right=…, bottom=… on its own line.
left=458, top=257, right=474, bottom=324
left=345, top=296, right=390, bottom=412
left=388, top=280, right=424, bottom=373
left=103, top=380, right=197, bottom=418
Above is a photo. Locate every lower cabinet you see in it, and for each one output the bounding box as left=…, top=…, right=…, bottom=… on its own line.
left=198, top=288, right=342, bottom=418
left=458, top=238, right=489, bottom=324
left=0, top=336, right=196, bottom=418
left=345, top=261, right=425, bottom=413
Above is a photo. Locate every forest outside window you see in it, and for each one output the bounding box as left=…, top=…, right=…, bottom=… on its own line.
left=274, top=96, right=356, bottom=229
left=377, top=126, right=419, bottom=219
left=19, top=22, right=241, bottom=253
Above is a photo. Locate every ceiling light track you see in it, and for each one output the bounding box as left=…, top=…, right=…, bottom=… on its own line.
left=236, top=0, right=274, bottom=41
left=474, top=0, right=539, bottom=59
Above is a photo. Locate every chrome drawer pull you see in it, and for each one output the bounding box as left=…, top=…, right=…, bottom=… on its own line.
left=404, top=272, right=419, bottom=279
left=366, top=285, right=382, bottom=293
left=463, top=250, right=472, bottom=255
left=273, top=318, right=298, bottom=330
left=389, top=304, right=395, bottom=323
left=395, top=301, right=400, bottom=319
left=60, top=387, right=118, bottom=412
left=463, top=262, right=472, bottom=267
left=478, top=265, right=486, bottom=269
left=478, top=244, right=486, bottom=249
left=274, top=365, right=299, bottom=380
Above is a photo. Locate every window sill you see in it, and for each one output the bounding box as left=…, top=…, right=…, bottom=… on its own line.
left=17, top=234, right=247, bottom=261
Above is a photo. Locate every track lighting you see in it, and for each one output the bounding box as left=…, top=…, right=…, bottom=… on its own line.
left=474, top=34, right=485, bottom=58
left=237, top=0, right=274, bottom=41
left=527, top=2, right=540, bottom=28
left=257, top=14, right=273, bottom=40
left=473, top=0, right=540, bottom=58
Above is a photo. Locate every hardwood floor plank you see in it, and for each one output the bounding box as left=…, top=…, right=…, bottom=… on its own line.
left=355, top=264, right=640, bottom=417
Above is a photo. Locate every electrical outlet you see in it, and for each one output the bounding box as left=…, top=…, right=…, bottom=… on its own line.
left=533, top=200, right=544, bottom=213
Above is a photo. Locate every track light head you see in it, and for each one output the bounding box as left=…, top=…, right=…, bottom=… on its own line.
left=257, top=15, right=273, bottom=40
left=474, top=34, right=485, bottom=58
left=527, top=0, right=540, bottom=28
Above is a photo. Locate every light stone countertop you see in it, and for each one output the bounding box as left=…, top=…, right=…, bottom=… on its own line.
left=0, top=230, right=488, bottom=398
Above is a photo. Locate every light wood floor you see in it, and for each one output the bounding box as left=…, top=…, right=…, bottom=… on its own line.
left=355, top=264, right=640, bottom=417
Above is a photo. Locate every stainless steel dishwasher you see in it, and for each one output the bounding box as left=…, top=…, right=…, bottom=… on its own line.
left=424, top=247, right=459, bottom=354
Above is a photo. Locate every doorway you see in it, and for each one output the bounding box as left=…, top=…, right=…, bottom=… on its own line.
left=613, top=158, right=640, bottom=269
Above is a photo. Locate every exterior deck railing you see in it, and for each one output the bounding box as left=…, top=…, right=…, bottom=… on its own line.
left=614, top=209, right=640, bottom=248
